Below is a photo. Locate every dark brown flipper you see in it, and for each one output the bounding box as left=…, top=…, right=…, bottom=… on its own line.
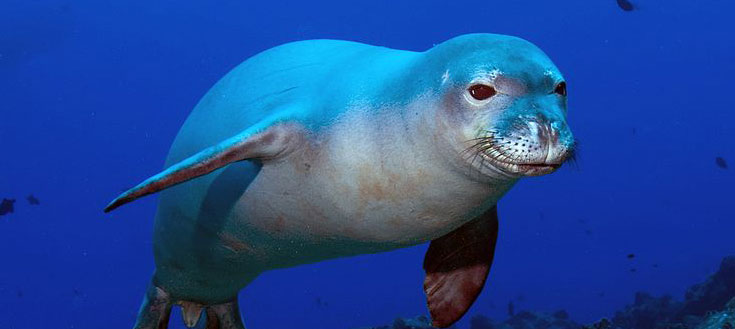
left=133, top=284, right=172, bottom=329
left=104, top=122, right=302, bottom=213
left=423, top=206, right=499, bottom=328
left=132, top=283, right=246, bottom=329
left=205, top=299, right=246, bottom=329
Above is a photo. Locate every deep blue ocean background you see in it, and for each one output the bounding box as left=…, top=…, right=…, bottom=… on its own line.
left=1, top=1, right=734, bottom=328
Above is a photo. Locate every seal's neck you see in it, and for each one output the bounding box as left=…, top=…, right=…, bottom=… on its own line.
left=402, top=94, right=520, bottom=186
left=387, top=96, right=519, bottom=225
left=309, top=101, right=516, bottom=244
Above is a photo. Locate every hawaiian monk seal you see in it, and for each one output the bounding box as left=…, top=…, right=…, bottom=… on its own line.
left=105, top=33, right=575, bottom=329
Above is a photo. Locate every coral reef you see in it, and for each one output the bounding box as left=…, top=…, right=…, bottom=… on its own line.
left=693, top=297, right=734, bottom=329
left=469, top=310, right=581, bottom=329
left=681, top=256, right=735, bottom=317
left=358, top=256, right=735, bottom=329
left=358, top=311, right=579, bottom=329
left=356, top=315, right=446, bottom=329
left=609, top=293, right=683, bottom=329
left=607, top=256, right=735, bottom=329
left=392, top=315, right=445, bottom=329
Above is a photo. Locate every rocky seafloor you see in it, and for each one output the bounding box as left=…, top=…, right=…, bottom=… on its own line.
left=356, top=256, right=735, bottom=329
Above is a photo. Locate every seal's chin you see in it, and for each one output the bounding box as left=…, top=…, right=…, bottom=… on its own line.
left=481, top=154, right=562, bottom=177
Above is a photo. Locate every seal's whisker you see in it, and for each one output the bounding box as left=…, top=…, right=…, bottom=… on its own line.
left=460, top=138, right=492, bottom=159
left=470, top=146, right=484, bottom=168
left=563, top=138, right=580, bottom=170
left=465, top=137, right=490, bottom=142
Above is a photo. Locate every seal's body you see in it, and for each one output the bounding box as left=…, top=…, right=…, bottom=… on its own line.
left=106, top=34, right=575, bottom=329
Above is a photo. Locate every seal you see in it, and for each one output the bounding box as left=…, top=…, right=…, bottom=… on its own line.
left=105, top=33, right=575, bottom=329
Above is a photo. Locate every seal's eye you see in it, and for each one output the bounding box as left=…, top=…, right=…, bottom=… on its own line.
left=468, top=84, right=496, bottom=100
left=554, top=81, right=567, bottom=96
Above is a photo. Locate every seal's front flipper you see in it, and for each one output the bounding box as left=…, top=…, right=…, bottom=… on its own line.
left=423, top=206, right=499, bottom=328
left=105, top=120, right=304, bottom=213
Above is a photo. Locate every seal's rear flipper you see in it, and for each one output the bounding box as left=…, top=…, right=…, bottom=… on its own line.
left=423, top=206, right=499, bottom=328
left=105, top=120, right=303, bottom=213
left=203, top=299, right=246, bottom=329
left=133, top=283, right=246, bottom=329
left=133, top=284, right=173, bottom=329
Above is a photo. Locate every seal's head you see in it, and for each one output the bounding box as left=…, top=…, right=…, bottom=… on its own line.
left=419, top=34, right=575, bottom=180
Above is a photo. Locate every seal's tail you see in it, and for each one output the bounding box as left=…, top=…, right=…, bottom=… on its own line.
left=133, top=283, right=245, bottom=329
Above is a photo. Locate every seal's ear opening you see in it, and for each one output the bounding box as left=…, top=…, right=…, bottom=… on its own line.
left=423, top=206, right=499, bottom=328
left=104, top=122, right=302, bottom=213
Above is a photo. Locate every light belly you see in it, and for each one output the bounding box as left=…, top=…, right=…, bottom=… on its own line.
left=221, top=146, right=499, bottom=270
left=151, top=126, right=505, bottom=302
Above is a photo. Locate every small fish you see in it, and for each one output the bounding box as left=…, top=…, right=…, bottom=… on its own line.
left=627, top=253, right=635, bottom=259
left=0, top=198, right=16, bottom=216
left=630, top=268, right=637, bottom=273
left=315, top=297, right=328, bottom=307
left=715, top=157, right=728, bottom=169
left=616, top=0, right=635, bottom=11
left=27, top=194, right=40, bottom=205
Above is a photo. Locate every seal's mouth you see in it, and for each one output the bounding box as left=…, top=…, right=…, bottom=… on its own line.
left=480, top=154, right=562, bottom=176
left=461, top=131, right=575, bottom=178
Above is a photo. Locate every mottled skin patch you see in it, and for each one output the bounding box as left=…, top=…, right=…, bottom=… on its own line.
left=217, top=232, right=253, bottom=254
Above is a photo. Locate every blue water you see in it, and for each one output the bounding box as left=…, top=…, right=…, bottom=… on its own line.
left=1, top=1, right=733, bottom=328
